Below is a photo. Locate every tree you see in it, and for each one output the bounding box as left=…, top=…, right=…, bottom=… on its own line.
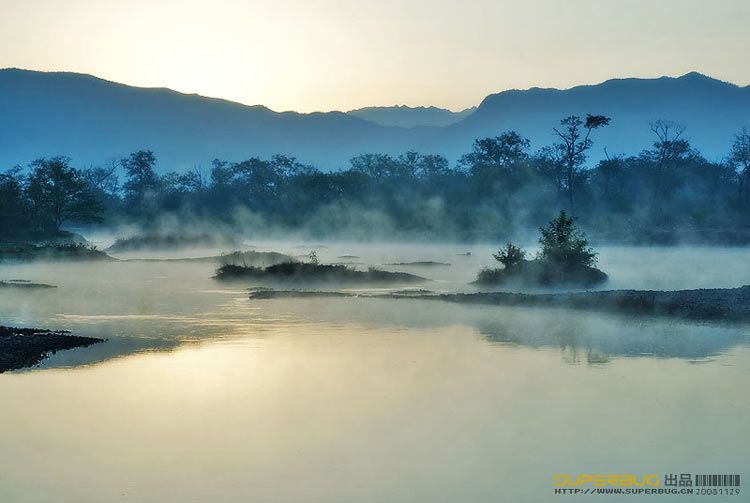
left=0, top=167, right=29, bottom=238
left=82, top=161, right=119, bottom=196
left=80, top=161, right=121, bottom=216
left=538, top=210, right=596, bottom=270
left=648, top=120, right=692, bottom=170
left=25, top=157, right=103, bottom=234
left=493, top=243, right=526, bottom=270
left=395, top=151, right=451, bottom=179
left=553, top=115, right=610, bottom=210
left=644, top=120, right=695, bottom=220
left=233, top=157, right=283, bottom=207
left=270, top=154, right=316, bottom=177
left=179, top=167, right=206, bottom=193
left=121, top=150, right=159, bottom=204
left=590, top=156, right=624, bottom=202
left=414, top=154, right=451, bottom=178
left=459, top=131, right=530, bottom=174
left=350, top=153, right=403, bottom=178
left=457, top=131, right=533, bottom=208
left=210, top=159, right=235, bottom=188
left=728, top=127, right=750, bottom=209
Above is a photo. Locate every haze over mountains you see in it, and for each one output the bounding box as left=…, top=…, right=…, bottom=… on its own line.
left=1, top=68, right=748, bottom=171
left=347, top=105, right=476, bottom=127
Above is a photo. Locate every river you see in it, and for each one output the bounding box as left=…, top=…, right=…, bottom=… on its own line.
left=1, top=243, right=748, bottom=502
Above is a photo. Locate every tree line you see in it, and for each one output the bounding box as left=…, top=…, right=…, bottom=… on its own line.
left=1, top=115, right=749, bottom=242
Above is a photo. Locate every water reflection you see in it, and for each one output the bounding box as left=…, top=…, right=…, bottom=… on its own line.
left=476, top=313, right=749, bottom=365
left=2, top=323, right=749, bottom=502
left=22, top=297, right=750, bottom=373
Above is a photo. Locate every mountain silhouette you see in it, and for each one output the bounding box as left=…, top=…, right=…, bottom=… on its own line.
left=347, top=105, right=475, bottom=127
left=1, top=68, right=748, bottom=171
left=0, top=68, right=420, bottom=170
left=443, top=72, right=750, bottom=162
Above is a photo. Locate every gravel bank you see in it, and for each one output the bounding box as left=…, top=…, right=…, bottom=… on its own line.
left=249, top=286, right=750, bottom=322
left=0, top=326, right=103, bottom=373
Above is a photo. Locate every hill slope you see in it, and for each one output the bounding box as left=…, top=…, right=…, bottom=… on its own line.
left=347, top=105, right=475, bottom=127
left=444, top=72, right=750, bottom=161
left=0, top=68, right=421, bottom=170
left=1, top=69, right=748, bottom=170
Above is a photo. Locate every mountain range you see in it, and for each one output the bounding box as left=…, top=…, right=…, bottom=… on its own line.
left=1, top=68, right=748, bottom=171
left=347, top=105, right=476, bottom=128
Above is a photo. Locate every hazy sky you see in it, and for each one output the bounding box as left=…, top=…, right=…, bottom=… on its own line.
left=1, top=0, right=748, bottom=112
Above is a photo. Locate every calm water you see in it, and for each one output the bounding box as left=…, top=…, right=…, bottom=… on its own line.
left=1, top=244, right=749, bottom=502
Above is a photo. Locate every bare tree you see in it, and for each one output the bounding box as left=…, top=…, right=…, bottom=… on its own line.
left=82, top=160, right=120, bottom=195
left=179, top=166, right=206, bottom=193
left=646, top=120, right=694, bottom=221
left=648, top=119, right=691, bottom=171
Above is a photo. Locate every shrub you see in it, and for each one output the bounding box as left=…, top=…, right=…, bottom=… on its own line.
left=492, top=243, right=525, bottom=270
left=538, top=210, right=596, bottom=270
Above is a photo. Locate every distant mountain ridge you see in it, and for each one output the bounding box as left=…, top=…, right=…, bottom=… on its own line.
left=1, top=68, right=748, bottom=171
left=0, top=68, right=413, bottom=170
left=447, top=71, right=750, bottom=162
left=347, top=105, right=476, bottom=127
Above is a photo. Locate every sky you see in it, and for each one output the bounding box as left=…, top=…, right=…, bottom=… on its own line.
left=0, top=0, right=748, bottom=113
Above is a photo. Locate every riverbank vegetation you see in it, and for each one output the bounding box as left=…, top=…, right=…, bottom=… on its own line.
left=1, top=117, right=749, bottom=243
left=0, top=242, right=112, bottom=262
left=107, top=232, right=241, bottom=252
left=215, top=261, right=425, bottom=284
left=476, top=211, right=608, bottom=287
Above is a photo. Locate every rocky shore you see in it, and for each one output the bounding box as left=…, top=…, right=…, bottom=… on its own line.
left=0, top=326, right=103, bottom=373
left=249, top=285, right=750, bottom=322
left=0, top=280, right=57, bottom=289
left=434, top=286, right=750, bottom=321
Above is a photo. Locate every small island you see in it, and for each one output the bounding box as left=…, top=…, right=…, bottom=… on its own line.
left=125, top=250, right=295, bottom=267
left=215, top=252, right=425, bottom=285
left=475, top=211, right=607, bottom=288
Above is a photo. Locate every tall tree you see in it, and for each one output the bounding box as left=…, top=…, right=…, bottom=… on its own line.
left=648, top=120, right=692, bottom=171
left=645, top=120, right=695, bottom=221
left=0, top=167, right=29, bottom=238
left=553, top=115, right=610, bottom=210
left=728, top=127, right=750, bottom=209
left=82, top=161, right=119, bottom=196
left=121, top=150, right=159, bottom=205
left=25, top=157, right=103, bottom=234
left=459, top=131, right=530, bottom=174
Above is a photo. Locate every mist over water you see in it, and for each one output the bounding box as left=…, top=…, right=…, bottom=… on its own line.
left=1, top=241, right=749, bottom=374
left=1, top=241, right=749, bottom=502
